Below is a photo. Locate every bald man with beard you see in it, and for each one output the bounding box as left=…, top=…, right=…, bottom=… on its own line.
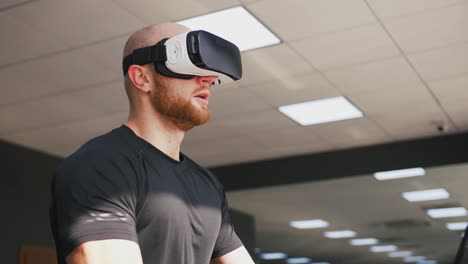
left=49, top=23, right=255, bottom=264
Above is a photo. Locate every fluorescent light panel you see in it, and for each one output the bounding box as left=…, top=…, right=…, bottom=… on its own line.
left=324, top=230, right=357, bottom=239
left=370, top=245, right=397, bottom=253
left=374, top=168, right=425, bottom=180
left=446, top=222, right=468, bottom=231
left=349, top=238, right=379, bottom=246
left=388, top=251, right=413, bottom=258
left=260, top=252, right=287, bottom=260
left=289, top=219, right=329, bottom=229
left=427, top=207, right=467, bottom=218
left=403, top=256, right=425, bottom=262
left=287, top=257, right=311, bottom=264
left=279, top=97, right=363, bottom=126
left=178, top=6, right=280, bottom=52
left=402, top=188, right=450, bottom=202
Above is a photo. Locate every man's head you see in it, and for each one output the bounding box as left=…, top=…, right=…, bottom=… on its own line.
left=123, top=23, right=218, bottom=131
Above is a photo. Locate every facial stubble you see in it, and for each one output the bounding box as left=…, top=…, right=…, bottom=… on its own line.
left=151, top=77, right=211, bottom=131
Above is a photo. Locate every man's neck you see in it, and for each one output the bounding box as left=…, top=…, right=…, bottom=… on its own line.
left=125, top=112, right=185, bottom=161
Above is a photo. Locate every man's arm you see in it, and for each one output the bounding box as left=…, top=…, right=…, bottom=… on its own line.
left=66, top=239, right=143, bottom=264
left=210, top=246, right=255, bottom=264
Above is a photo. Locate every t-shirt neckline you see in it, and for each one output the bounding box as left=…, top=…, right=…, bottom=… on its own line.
left=119, top=124, right=185, bottom=165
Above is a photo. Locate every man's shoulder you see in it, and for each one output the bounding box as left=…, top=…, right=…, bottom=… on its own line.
left=57, top=126, right=138, bottom=175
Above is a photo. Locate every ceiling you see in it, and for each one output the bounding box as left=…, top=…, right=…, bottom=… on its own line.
left=227, top=162, right=468, bottom=264
left=1, top=1, right=467, bottom=263
left=0, top=0, right=467, bottom=167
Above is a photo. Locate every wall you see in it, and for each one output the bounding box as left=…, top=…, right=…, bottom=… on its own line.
left=0, top=140, right=61, bottom=264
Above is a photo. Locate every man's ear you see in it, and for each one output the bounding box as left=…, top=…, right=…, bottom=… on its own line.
left=127, top=65, right=151, bottom=93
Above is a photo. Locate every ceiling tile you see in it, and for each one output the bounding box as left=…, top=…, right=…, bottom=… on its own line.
left=0, top=61, right=59, bottom=106
left=36, top=48, right=120, bottom=89
left=429, top=76, right=468, bottom=130
left=113, top=0, right=241, bottom=24
left=182, top=134, right=266, bottom=167
left=249, top=124, right=333, bottom=153
left=67, top=80, right=129, bottom=114
left=290, top=23, right=400, bottom=70
left=195, top=150, right=267, bottom=167
left=409, top=43, right=468, bottom=81
left=378, top=117, right=454, bottom=141
left=237, top=44, right=315, bottom=87
left=347, top=84, right=454, bottom=138
left=384, top=3, right=468, bottom=53
left=248, top=74, right=339, bottom=107
left=5, top=0, right=146, bottom=47
left=445, top=103, right=468, bottom=131
left=305, top=117, right=391, bottom=149
left=348, top=84, right=441, bottom=116
left=368, top=0, right=465, bottom=19
left=209, top=86, right=273, bottom=120
left=183, top=120, right=241, bottom=144
left=0, top=12, right=66, bottom=66
left=0, top=0, right=32, bottom=9
left=259, top=141, right=335, bottom=161
left=0, top=47, right=121, bottom=106
left=372, top=108, right=452, bottom=140
left=324, top=57, right=421, bottom=95
left=0, top=85, right=126, bottom=134
left=429, top=74, right=468, bottom=104
left=214, top=109, right=298, bottom=136
left=81, top=36, right=130, bottom=76
left=246, top=0, right=376, bottom=41
left=1, top=112, right=127, bottom=157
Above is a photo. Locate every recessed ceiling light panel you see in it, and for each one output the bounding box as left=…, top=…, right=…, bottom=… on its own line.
left=374, top=168, right=425, bottom=180
left=260, top=252, right=288, bottom=260
left=427, top=207, right=468, bottom=218
left=279, top=96, right=364, bottom=126
left=178, top=6, right=280, bottom=52
left=289, top=219, right=329, bottom=229
left=349, top=238, right=379, bottom=246
left=324, top=230, right=357, bottom=239
left=388, top=251, right=413, bottom=258
left=370, top=245, right=398, bottom=253
left=287, top=257, right=311, bottom=264
left=446, top=222, right=468, bottom=231
left=402, top=188, right=450, bottom=202
left=403, top=256, right=426, bottom=262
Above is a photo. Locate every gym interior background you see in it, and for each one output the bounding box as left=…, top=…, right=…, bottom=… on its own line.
left=1, top=0, right=468, bottom=263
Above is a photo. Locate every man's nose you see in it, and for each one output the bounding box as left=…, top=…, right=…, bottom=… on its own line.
left=196, top=75, right=219, bottom=86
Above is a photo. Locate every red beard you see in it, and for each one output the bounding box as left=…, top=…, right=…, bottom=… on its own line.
left=151, top=78, right=211, bottom=131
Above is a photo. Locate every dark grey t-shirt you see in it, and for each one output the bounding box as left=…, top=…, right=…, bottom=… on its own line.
left=49, top=125, right=242, bottom=264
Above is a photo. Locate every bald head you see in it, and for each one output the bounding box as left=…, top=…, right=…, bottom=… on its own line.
left=122, top=23, right=191, bottom=109
left=123, top=22, right=190, bottom=59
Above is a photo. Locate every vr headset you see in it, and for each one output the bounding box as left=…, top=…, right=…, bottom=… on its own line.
left=122, top=30, right=242, bottom=85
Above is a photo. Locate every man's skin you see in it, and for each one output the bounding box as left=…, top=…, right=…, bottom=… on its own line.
left=65, top=23, right=255, bottom=264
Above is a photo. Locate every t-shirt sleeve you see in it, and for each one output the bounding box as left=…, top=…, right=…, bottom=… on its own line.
left=212, top=188, right=243, bottom=258
left=50, top=152, right=142, bottom=259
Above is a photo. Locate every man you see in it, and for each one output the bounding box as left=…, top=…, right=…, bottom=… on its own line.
left=454, top=226, right=468, bottom=263
left=49, top=22, right=255, bottom=264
